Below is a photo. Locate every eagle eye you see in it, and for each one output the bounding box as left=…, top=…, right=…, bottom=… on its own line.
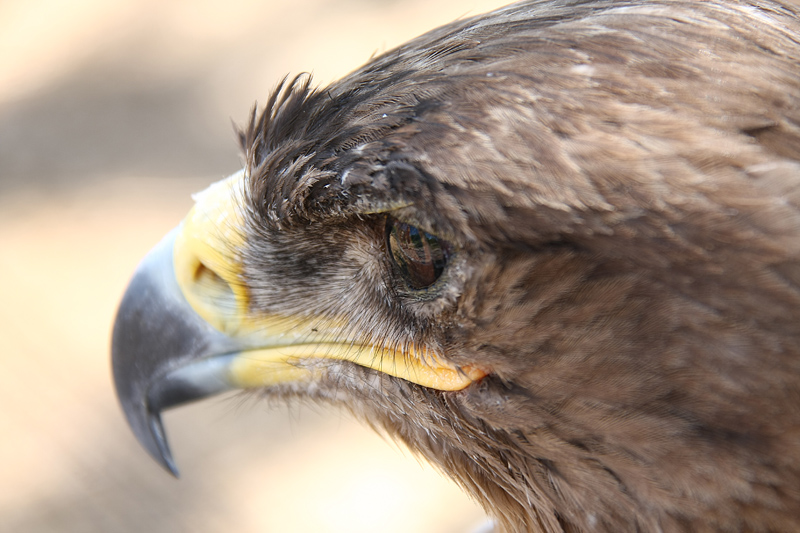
left=387, top=218, right=452, bottom=290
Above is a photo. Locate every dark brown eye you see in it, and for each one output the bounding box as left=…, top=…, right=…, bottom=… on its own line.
left=387, top=218, right=452, bottom=289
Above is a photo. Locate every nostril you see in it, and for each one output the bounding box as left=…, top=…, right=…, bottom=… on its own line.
left=193, top=261, right=220, bottom=285
left=178, top=256, right=240, bottom=334
left=191, top=261, right=235, bottom=301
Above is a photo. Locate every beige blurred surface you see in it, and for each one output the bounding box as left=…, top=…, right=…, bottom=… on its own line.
left=0, top=0, right=514, bottom=531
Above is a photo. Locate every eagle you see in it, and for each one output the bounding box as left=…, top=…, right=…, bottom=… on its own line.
left=112, top=0, right=800, bottom=531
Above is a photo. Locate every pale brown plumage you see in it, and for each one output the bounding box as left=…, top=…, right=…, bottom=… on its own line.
left=115, top=0, right=800, bottom=531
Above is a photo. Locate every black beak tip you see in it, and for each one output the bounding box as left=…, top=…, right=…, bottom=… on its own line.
left=148, top=411, right=180, bottom=477
left=112, top=356, right=182, bottom=477
left=111, top=370, right=182, bottom=477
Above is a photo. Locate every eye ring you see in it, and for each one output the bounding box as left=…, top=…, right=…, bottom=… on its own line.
left=386, top=217, right=452, bottom=290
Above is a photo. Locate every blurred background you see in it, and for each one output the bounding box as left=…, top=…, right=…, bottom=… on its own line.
left=0, top=0, right=510, bottom=531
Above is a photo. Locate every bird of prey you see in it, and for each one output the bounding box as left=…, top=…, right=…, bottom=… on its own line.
left=112, top=0, right=800, bottom=531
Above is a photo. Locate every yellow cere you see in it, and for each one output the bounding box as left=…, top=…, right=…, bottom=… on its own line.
left=173, top=170, right=486, bottom=392
left=174, top=170, right=249, bottom=335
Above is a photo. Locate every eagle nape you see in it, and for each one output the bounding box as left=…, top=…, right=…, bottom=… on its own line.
left=112, top=1, right=800, bottom=531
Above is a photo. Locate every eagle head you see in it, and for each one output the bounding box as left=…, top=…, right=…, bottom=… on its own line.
left=112, top=1, right=800, bottom=531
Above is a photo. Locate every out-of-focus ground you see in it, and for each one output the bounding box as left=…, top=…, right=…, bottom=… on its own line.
left=0, top=1, right=510, bottom=531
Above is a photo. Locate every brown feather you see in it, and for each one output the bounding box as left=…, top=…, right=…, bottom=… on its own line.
left=236, top=1, right=800, bottom=531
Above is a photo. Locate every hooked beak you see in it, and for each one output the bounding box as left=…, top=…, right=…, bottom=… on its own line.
left=111, top=227, right=238, bottom=475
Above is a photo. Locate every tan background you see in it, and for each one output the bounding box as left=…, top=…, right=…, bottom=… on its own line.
left=0, top=0, right=513, bottom=532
